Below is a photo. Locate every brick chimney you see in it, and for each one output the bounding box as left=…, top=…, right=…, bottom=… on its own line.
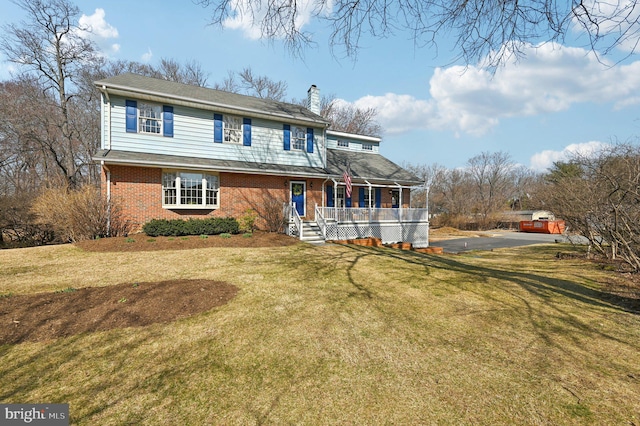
left=307, top=85, right=320, bottom=115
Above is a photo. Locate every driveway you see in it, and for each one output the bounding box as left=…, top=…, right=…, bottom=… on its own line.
left=432, top=231, right=588, bottom=254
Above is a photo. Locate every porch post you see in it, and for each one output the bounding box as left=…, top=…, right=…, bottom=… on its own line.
left=333, top=179, right=338, bottom=216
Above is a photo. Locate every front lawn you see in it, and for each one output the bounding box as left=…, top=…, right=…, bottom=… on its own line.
left=0, top=239, right=638, bottom=424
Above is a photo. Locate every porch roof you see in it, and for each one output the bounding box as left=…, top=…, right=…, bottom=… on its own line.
left=326, top=149, right=422, bottom=185
left=93, top=149, right=330, bottom=178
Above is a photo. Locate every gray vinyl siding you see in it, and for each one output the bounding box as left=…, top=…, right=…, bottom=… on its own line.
left=108, top=96, right=325, bottom=168
left=326, top=135, right=379, bottom=153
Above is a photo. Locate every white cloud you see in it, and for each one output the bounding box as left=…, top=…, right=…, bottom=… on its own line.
left=79, top=9, right=119, bottom=39
left=141, top=48, right=153, bottom=63
left=529, top=141, right=610, bottom=171
left=223, top=0, right=320, bottom=39
left=74, top=8, right=119, bottom=57
left=350, top=93, right=436, bottom=135
left=340, top=42, right=640, bottom=137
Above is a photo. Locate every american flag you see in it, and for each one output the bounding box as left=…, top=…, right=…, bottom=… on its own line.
left=343, top=163, right=352, bottom=198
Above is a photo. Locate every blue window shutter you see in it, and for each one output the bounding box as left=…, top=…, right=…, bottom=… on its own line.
left=375, top=188, right=381, bottom=208
left=346, top=196, right=352, bottom=207
left=126, top=100, right=137, bottom=133
left=326, top=185, right=334, bottom=207
left=283, top=124, right=291, bottom=151
left=359, top=187, right=365, bottom=207
left=243, top=118, right=252, bottom=146
left=214, top=114, right=223, bottom=143
left=163, top=106, right=173, bottom=137
left=306, top=128, right=314, bottom=153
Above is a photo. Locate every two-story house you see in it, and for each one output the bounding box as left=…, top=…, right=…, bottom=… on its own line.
left=93, top=73, right=428, bottom=246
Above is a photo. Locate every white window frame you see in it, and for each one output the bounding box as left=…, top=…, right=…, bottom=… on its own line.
left=224, top=115, right=242, bottom=144
left=162, top=171, right=220, bottom=209
left=362, top=143, right=373, bottom=151
left=337, top=139, right=349, bottom=148
left=336, top=186, right=345, bottom=207
left=139, top=102, right=163, bottom=135
left=292, top=126, right=306, bottom=150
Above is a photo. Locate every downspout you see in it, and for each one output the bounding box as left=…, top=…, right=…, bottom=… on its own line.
left=102, top=162, right=111, bottom=236
left=102, top=86, right=111, bottom=150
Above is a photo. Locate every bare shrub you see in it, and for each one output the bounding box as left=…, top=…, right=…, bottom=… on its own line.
left=257, top=193, right=288, bottom=233
left=32, top=185, right=129, bottom=242
left=0, top=193, right=55, bottom=247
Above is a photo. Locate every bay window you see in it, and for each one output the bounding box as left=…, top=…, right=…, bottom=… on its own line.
left=162, top=171, right=219, bottom=209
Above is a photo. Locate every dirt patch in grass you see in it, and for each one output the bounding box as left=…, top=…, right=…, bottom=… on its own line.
left=75, top=231, right=299, bottom=252
left=0, top=279, right=239, bottom=344
left=0, top=232, right=299, bottom=344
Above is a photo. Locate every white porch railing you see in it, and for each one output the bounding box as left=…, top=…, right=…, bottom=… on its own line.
left=317, top=207, right=429, bottom=223
left=312, top=206, right=430, bottom=247
left=289, top=202, right=303, bottom=240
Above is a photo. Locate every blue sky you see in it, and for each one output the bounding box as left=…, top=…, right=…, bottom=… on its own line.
left=2, top=0, right=640, bottom=171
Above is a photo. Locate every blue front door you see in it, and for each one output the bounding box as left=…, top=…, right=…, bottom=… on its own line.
left=291, top=181, right=306, bottom=216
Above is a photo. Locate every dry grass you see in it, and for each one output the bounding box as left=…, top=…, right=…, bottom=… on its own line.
left=1, top=241, right=639, bottom=425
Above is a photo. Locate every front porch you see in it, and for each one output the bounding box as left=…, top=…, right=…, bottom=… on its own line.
left=288, top=204, right=430, bottom=248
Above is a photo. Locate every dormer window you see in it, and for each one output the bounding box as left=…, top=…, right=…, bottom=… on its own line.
left=363, top=143, right=373, bottom=151
left=337, top=139, right=349, bottom=148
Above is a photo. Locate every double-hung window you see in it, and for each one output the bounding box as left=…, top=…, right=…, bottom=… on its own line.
left=224, top=115, right=242, bottom=143
left=162, top=171, right=219, bottom=209
left=126, top=100, right=173, bottom=137
left=337, top=139, right=349, bottom=148
left=362, top=143, right=373, bottom=151
left=283, top=125, right=314, bottom=153
left=292, top=126, right=306, bottom=150
left=214, top=114, right=251, bottom=146
left=139, top=103, right=162, bottom=134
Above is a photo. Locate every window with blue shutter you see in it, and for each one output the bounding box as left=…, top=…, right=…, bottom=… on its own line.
left=283, top=124, right=291, bottom=151
left=243, top=118, right=252, bottom=146
left=214, top=114, right=223, bottom=143
left=326, top=185, right=334, bottom=207
left=375, top=188, right=381, bottom=208
left=163, top=106, right=173, bottom=137
left=126, top=100, right=137, bottom=133
left=346, top=195, right=352, bottom=207
left=359, top=187, right=365, bottom=207
left=306, top=128, right=314, bottom=153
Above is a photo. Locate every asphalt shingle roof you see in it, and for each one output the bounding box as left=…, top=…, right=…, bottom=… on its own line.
left=94, top=148, right=423, bottom=186
left=95, top=73, right=329, bottom=125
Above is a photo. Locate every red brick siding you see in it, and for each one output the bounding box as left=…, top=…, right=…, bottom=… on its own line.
left=103, top=165, right=327, bottom=232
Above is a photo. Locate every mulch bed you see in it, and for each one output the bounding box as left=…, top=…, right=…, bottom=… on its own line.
left=1, top=231, right=300, bottom=345
left=0, top=280, right=239, bottom=344
left=74, top=231, right=299, bottom=252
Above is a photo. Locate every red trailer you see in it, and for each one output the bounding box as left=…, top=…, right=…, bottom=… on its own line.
left=519, top=220, right=565, bottom=234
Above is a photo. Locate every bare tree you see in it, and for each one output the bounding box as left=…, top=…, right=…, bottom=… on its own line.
left=320, top=95, right=382, bottom=136
left=0, top=0, right=101, bottom=187
left=403, top=162, right=446, bottom=211
left=467, top=151, right=515, bottom=227
left=197, top=0, right=640, bottom=66
left=543, top=143, right=640, bottom=271
left=213, top=67, right=287, bottom=100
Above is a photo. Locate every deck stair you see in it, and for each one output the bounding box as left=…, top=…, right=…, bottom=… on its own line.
left=300, top=221, right=325, bottom=244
